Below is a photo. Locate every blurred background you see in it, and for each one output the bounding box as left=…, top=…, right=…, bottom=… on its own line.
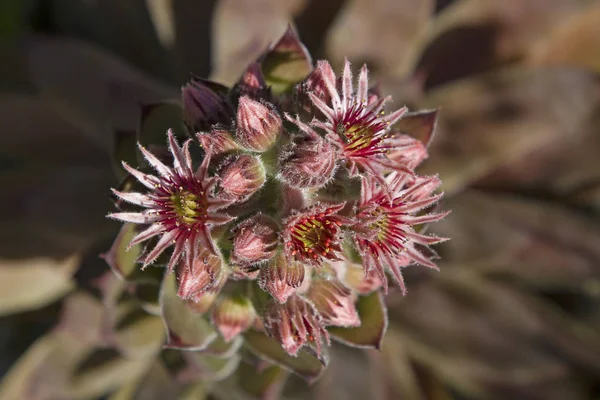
left=1, top=0, right=600, bottom=399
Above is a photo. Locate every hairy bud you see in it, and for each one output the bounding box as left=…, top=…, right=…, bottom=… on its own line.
left=236, top=96, right=282, bottom=152
left=182, top=77, right=233, bottom=132
left=263, top=295, right=330, bottom=356
left=211, top=294, right=257, bottom=342
left=218, top=154, right=266, bottom=202
left=177, top=249, right=226, bottom=300
left=196, top=129, right=242, bottom=155
left=186, top=291, right=218, bottom=314
left=258, top=252, right=305, bottom=303
left=233, top=62, right=270, bottom=100
left=279, top=126, right=337, bottom=189
left=231, top=214, right=279, bottom=266
left=306, top=278, right=360, bottom=327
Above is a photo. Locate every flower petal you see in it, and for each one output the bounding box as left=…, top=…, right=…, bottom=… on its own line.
left=138, top=143, right=173, bottom=178
left=128, top=223, right=165, bottom=248
left=111, top=189, right=155, bottom=207
left=342, top=59, right=353, bottom=108
left=143, top=229, right=177, bottom=266
left=122, top=162, right=159, bottom=189
left=357, top=64, right=369, bottom=105
left=108, top=212, right=160, bottom=224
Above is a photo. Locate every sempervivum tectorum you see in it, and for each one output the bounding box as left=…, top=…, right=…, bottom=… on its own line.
left=105, top=25, right=448, bottom=383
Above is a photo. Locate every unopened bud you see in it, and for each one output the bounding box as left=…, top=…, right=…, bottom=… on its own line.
left=196, top=129, right=241, bottom=155
left=211, top=294, right=256, bottom=342
left=231, top=214, right=279, bottom=266
left=279, top=133, right=337, bottom=189
left=186, top=291, right=218, bottom=314
left=218, top=155, right=266, bottom=202
left=343, top=262, right=383, bottom=295
left=306, top=278, right=360, bottom=327
left=258, top=252, right=305, bottom=303
left=236, top=96, right=282, bottom=152
left=182, top=77, right=233, bottom=132
left=177, top=249, right=225, bottom=300
left=233, top=62, right=269, bottom=100
left=263, top=296, right=329, bottom=356
left=295, top=60, right=336, bottom=119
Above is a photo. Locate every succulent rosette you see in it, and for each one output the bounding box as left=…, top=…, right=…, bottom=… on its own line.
left=105, top=26, right=447, bottom=383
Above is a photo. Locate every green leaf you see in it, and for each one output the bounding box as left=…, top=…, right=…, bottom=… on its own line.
left=0, top=256, right=76, bottom=316
left=114, top=308, right=165, bottom=359
left=261, top=25, right=313, bottom=95
left=0, top=334, right=60, bottom=400
left=184, top=352, right=242, bottom=381
left=101, top=223, right=142, bottom=281
left=329, top=292, right=388, bottom=349
left=159, top=272, right=218, bottom=350
left=137, top=101, right=185, bottom=154
left=69, top=348, right=149, bottom=399
left=201, top=335, right=244, bottom=359
left=0, top=332, right=91, bottom=400
left=243, top=329, right=327, bottom=383
left=236, top=362, right=289, bottom=399
left=57, top=291, right=106, bottom=345
left=113, top=129, right=138, bottom=179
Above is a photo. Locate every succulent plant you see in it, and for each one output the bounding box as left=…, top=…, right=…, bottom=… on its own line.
left=103, top=24, right=447, bottom=383
left=8, top=1, right=600, bottom=399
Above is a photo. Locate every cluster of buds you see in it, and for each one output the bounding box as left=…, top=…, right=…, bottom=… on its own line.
left=107, top=27, right=447, bottom=362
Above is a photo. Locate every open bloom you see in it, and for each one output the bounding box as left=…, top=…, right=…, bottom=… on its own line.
left=283, top=203, right=349, bottom=266
left=306, top=60, right=411, bottom=179
left=108, top=130, right=234, bottom=272
left=352, top=172, right=448, bottom=293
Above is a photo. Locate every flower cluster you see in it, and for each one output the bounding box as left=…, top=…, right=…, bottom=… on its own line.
left=107, top=28, right=447, bottom=359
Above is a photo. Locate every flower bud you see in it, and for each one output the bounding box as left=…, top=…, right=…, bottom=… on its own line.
left=196, top=129, right=242, bottom=155
left=177, top=248, right=225, bottom=300
left=186, top=291, right=218, bottom=314
left=343, top=262, right=383, bottom=295
left=236, top=96, right=282, bottom=152
left=279, top=132, right=338, bottom=189
left=233, top=62, right=269, bottom=100
left=211, top=294, right=256, bottom=342
left=263, top=296, right=329, bottom=356
left=231, top=214, right=279, bottom=266
left=258, top=252, right=305, bottom=303
left=182, top=77, right=233, bottom=132
left=306, top=278, right=360, bottom=327
left=230, top=264, right=260, bottom=280
left=218, top=155, right=266, bottom=202
left=295, top=60, right=336, bottom=119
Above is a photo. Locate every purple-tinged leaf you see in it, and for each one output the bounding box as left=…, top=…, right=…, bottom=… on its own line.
left=261, top=25, right=313, bottom=94
left=159, top=272, right=218, bottom=350
left=329, top=292, right=388, bottom=349
left=243, top=329, right=328, bottom=383
left=392, top=109, right=438, bottom=148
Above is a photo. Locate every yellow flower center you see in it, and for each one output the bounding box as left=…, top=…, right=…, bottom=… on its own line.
left=170, top=190, right=207, bottom=226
